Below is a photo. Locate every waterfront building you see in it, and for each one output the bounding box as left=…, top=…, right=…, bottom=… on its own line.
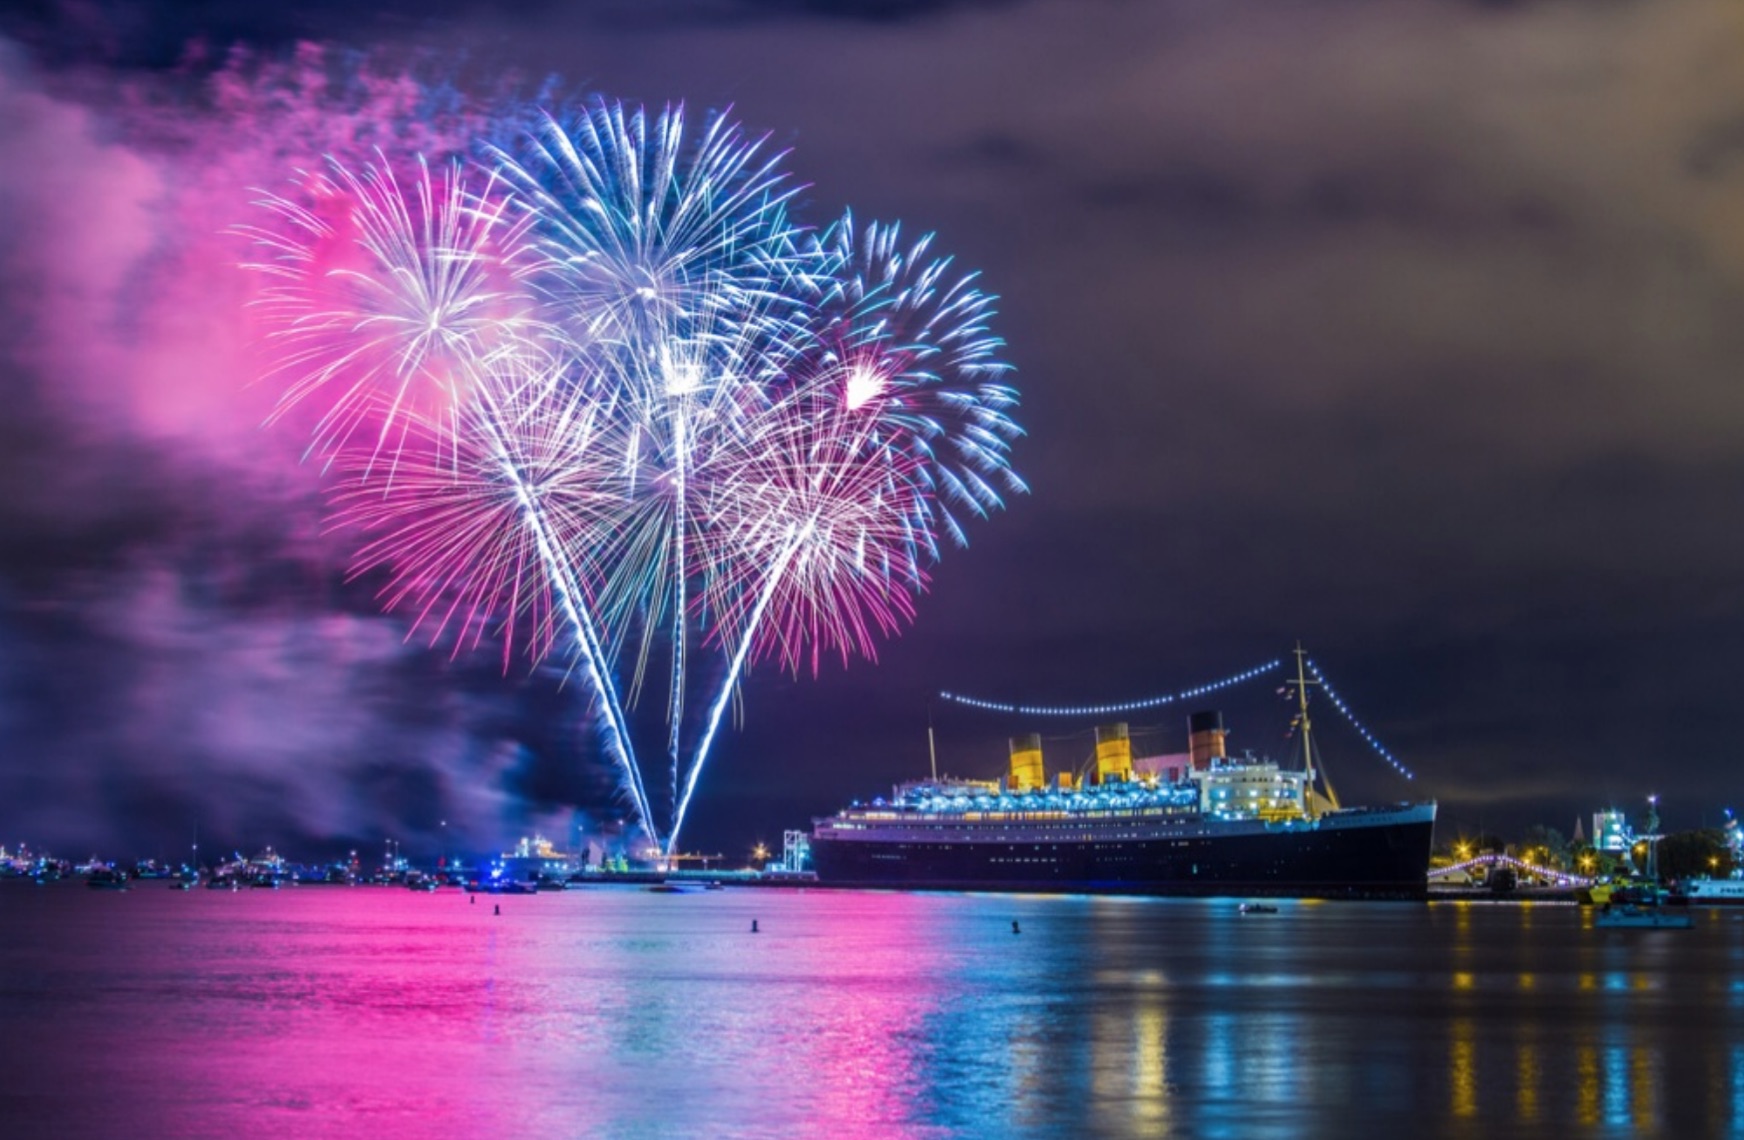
left=1592, top=809, right=1631, bottom=853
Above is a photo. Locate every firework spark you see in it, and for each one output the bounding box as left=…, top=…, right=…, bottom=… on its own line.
left=808, top=211, right=1026, bottom=553
left=242, top=155, right=540, bottom=473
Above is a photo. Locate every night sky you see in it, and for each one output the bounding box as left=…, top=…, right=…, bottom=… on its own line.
left=2, top=0, right=1742, bottom=863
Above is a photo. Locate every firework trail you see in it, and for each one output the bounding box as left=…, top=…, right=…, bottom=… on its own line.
left=246, top=98, right=1021, bottom=856
left=244, top=154, right=658, bottom=841
left=672, top=379, right=931, bottom=848
left=662, top=216, right=1025, bottom=852
left=498, top=99, right=819, bottom=836
left=702, top=382, right=930, bottom=676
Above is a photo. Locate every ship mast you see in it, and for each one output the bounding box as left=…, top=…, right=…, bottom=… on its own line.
left=1293, top=643, right=1316, bottom=786
left=1292, top=643, right=1339, bottom=818
left=926, top=702, right=939, bottom=783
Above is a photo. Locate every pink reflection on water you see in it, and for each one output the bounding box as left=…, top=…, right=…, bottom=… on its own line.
left=47, top=887, right=971, bottom=1139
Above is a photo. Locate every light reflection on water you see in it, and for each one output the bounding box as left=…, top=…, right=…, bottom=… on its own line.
left=1, top=888, right=1742, bottom=1138
left=1735, top=1045, right=1744, bottom=1125
left=1604, top=1027, right=1631, bottom=1129
left=1578, top=1040, right=1600, bottom=1127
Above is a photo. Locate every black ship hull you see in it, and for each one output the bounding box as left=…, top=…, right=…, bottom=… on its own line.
left=810, top=805, right=1436, bottom=900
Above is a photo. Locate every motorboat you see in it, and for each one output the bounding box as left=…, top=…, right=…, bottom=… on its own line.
left=1595, top=903, right=1692, bottom=930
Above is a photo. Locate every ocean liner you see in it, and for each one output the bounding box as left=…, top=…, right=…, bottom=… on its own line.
left=809, top=651, right=1436, bottom=898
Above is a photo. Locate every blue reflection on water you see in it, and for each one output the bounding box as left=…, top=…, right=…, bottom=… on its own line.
left=1603, top=1025, right=1631, bottom=1129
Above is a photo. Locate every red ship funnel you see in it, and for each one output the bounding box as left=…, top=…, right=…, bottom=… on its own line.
left=1188, top=710, right=1227, bottom=770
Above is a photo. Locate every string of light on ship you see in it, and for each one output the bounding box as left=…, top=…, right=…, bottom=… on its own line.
left=938, top=660, right=1282, bottom=717
left=939, top=656, right=1417, bottom=782
left=1303, top=659, right=1416, bottom=782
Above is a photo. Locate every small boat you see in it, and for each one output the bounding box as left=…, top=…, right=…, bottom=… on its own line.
left=86, top=870, right=129, bottom=891
left=1595, top=904, right=1693, bottom=930
left=646, top=881, right=705, bottom=894
left=1239, top=903, right=1278, bottom=915
left=466, top=880, right=535, bottom=894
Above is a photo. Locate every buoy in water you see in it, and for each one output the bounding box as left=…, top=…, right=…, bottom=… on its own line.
left=1012, top=921, right=1021, bottom=934
left=751, top=919, right=760, bottom=933
left=494, top=904, right=500, bottom=916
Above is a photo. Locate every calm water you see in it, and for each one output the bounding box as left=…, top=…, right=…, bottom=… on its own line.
left=2, top=885, right=1743, bottom=1139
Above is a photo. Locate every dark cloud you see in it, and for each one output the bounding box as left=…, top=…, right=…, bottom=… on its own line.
left=936, top=130, right=1049, bottom=172
left=1687, top=113, right=1744, bottom=180
left=2, top=0, right=1034, bottom=69
left=1083, top=166, right=1256, bottom=226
